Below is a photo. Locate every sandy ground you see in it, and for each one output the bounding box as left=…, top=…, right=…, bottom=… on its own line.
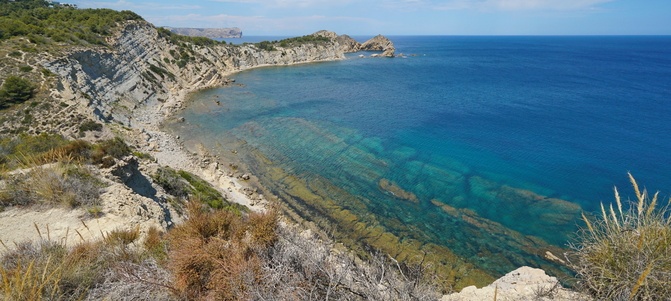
left=0, top=207, right=140, bottom=249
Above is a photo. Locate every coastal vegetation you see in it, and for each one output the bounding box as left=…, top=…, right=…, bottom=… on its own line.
left=0, top=0, right=142, bottom=46
left=0, top=201, right=440, bottom=300
left=277, top=34, right=331, bottom=47
left=0, top=76, right=35, bottom=107
left=0, top=134, right=135, bottom=211
left=252, top=34, right=332, bottom=51
left=567, top=174, right=671, bottom=300
left=152, top=166, right=246, bottom=212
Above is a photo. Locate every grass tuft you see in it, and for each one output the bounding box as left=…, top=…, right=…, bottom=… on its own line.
left=567, top=173, right=671, bottom=300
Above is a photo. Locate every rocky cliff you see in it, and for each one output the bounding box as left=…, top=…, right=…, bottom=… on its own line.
left=43, top=21, right=355, bottom=125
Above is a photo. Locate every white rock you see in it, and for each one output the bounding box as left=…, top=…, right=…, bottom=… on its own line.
left=442, top=266, right=589, bottom=301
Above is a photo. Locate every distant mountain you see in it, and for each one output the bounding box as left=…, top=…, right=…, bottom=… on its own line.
left=164, top=27, right=243, bottom=39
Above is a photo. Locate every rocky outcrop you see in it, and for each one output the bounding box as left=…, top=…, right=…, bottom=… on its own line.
left=336, top=34, right=361, bottom=53
left=360, top=34, right=396, bottom=57
left=314, top=31, right=395, bottom=56
left=165, top=27, right=243, bottom=38
left=442, top=266, right=588, bottom=301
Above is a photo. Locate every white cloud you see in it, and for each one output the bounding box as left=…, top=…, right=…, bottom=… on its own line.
left=71, top=0, right=201, bottom=10
left=481, top=0, right=613, bottom=10
left=150, top=13, right=375, bottom=33
left=208, top=0, right=353, bottom=8
left=384, top=0, right=613, bottom=11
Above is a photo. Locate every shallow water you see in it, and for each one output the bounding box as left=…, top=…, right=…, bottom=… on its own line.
left=167, top=36, right=671, bottom=279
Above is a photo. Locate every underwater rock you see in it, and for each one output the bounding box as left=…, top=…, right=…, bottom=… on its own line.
left=378, top=178, right=419, bottom=203
left=466, top=176, right=582, bottom=243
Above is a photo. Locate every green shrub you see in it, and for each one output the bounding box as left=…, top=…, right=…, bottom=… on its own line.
left=151, top=167, right=246, bottom=212
left=0, top=0, right=143, bottom=46
left=152, top=166, right=191, bottom=199
left=177, top=170, right=226, bottom=209
left=91, top=137, right=131, bottom=162
left=40, top=68, right=54, bottom=77
left=256, top=40, right=276, bottom=51
left=78, top=120, right=102, bottom=133
left=132, top=151, right=154, bottom=161
left=568, top=173, right=671, bottom=300
left=275, top=34, right=331, bottom=48
left=0, top=76, right=35, bottom=106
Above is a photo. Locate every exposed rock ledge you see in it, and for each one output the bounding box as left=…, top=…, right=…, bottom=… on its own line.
left=442, top=266, right=588, bottom=301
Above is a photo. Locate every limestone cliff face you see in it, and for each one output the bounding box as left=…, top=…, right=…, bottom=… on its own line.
left=43, top=21, right=348, bottom=124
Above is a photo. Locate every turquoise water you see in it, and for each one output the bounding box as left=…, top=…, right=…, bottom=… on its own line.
left=168, top=36, right=671, bottom=277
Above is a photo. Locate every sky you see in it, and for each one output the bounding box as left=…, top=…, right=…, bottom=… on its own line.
left=69, top=0, right=671, bottom=36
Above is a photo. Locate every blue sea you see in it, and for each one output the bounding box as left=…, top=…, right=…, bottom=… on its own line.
left=167, top=36, right=671, bottom=278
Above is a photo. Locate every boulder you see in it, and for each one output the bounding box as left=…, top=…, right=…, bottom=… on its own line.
left=442, top=266, right=588, bottom=301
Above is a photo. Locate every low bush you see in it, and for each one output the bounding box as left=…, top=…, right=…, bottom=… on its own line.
left=567, top=173, right=671, bottom=300
left=151, top=167, right=246, bottom=212
left=177, top=170, right=227, bottom=209
left=0, top=76, right=35, bottom=107
left=165, top=202, right=440, bottom=300
left=78, top=120, right=102, bottom=134
left=92, top=137, right=131, bottom=161
left=152, top=166, right=191, bottom=199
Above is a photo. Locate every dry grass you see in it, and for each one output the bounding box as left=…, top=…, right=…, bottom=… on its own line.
left=0, top=251, right=66, bottom=301
left=0, top=227, right=166, bottom=301
left=0, top=162, right=104, bottom=208
left=1, top=201, right=440, bottom=301
left=567, top=173, right=671, bottom=301
left=166, top=202, right=440, bottom=300
left=166, top=202, right=274, bottom=300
